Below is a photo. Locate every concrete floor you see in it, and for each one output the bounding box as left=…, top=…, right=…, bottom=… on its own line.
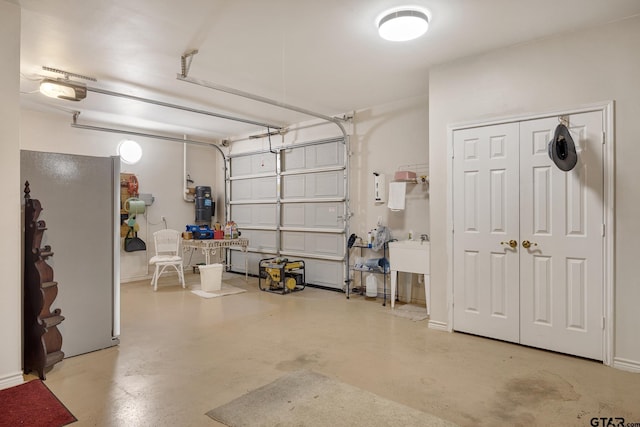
left=33, top=272, right=639, bottom=426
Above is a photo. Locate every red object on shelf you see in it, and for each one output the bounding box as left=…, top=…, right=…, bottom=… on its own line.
left=394, top=170, right=416, bottom=181
left=214, top=230, right=224, bottom=240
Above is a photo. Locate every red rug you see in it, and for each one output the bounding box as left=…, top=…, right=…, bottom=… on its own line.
left=0, top=379, right=76, bottom=426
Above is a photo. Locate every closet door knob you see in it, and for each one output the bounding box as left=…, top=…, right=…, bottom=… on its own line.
left=500, top=240, right=517, bottom=248
left=522, top=240, right=538, bottom=249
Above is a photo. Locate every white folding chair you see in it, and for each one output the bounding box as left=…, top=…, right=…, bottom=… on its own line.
left=149, top=229, right=185, bottom=291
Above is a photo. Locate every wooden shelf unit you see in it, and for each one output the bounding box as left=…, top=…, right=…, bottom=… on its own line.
left=23, top=181, right=65, bottom=380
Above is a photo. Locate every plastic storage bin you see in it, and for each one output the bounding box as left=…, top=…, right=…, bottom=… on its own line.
left=199, top=263, right=223, bottom=292
left=366, top=274, right=378, bottom=297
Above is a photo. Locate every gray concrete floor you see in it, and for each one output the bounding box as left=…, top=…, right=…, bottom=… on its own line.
left=33, top=272, right=640, bottom=426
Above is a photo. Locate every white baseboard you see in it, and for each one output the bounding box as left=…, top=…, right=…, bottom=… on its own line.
left=613, top=357, right=640, bottom=373
left=428, top=320, right=448, bottom=331
left=0, top=371, right=24, bottom=390
left=120, top=274, right=153, bottom=284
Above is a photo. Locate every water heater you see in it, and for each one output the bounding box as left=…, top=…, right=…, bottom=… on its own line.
left=195, top=186, right=214, bottom=224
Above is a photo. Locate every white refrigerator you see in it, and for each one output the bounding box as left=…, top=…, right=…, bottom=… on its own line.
left=21, top=150, right=120, bottom=357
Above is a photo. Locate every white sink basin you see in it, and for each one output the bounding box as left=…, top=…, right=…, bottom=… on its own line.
left=388, top=240, right=430, bottom=275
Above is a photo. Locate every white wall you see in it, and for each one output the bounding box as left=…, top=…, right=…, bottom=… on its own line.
left=429, top=17, right=640, bottom=367
left=0, top=0, right=23, bottom=389
left=351, top=97, right=430, bottom=301
left=351, top=96, right=429, bottom=242
left=20, top=109, right=220, bottom=281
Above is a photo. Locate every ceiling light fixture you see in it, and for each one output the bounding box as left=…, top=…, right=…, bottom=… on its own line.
left=118, top=139, right=143, bottom=164
left=377, top=7, right=430, bottom=42
left=39, top=78, right=87, bottom=101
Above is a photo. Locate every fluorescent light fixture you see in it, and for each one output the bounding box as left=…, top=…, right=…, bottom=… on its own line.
left=377, top=7, right=429, bottom=42
left=39, top=78, right=87, bottom=101
left=118, top=140, right=142, bottom=164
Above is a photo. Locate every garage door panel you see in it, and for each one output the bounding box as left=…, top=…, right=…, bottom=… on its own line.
left=229, top=250, right=273, bottom=275
left=314, top=142, right=340, bottom=167
left=231, top=177, right=276, bottom=201
left=283, top=147, right=305, bottom=170
left=282, top=204, right=305, bottom=226
left=282, top=203, right=344, bottom=229
left=254, top=177, right=277, bottom=199
left=231, top=153, right=277, bottom=175
left=231, top=180, right=252, bottom=201
left=282, top=175, right=305, bottom=198
left=240, top=229, right=277, bottom=252
left=303, top=258, right=344, bottom=290
left=313, top=172, right=341, bottom=197
left=231, top=204, right=277, bottom=227
left=281, top=171, right=344, bottom=199
left=314, top=203, right=344, bottom=227
left=282, top=140, right=343, bottom=171
left=231, top=156, right=253, bottom=176
left=281, top=232, right=305, bottom=252
left=281, top=231, right=343, bottom=257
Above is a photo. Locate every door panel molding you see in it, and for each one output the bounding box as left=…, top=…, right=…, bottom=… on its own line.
left=452, top=122, right=520, bottom=343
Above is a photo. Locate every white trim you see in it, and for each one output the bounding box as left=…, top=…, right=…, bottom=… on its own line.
left=280, top=227, right=344, bottom=234
left=229, top=199, right=277, bottom=205
left=446, top=127, right=455, bottom=333
left=279, top=251, right=344, bottom=262
left=428, top=320, right=449, bottom=331
left=226, top=247, right=278, bottom=255
left=602, top=102, right=615, bottom=367
left=0, top=372, right=24, bottom=390
left=447, top=101, right=614, bottom=131
left=112, top=157, right=121, bottom=338
left=280, top=165, right=346, bottom=176
left=236, top=225, right=278, bottom=231
left=612, top=357, right=640, bottom=373
left=281, top=197, right=346, bottom=204
left=229, top=172, right=276, bottom=181
left=445, top=101, right=615, bottom=365
left=120, top=274, right=154, bottom=283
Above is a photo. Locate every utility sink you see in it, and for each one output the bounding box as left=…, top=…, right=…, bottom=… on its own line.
left=388, top=240, right=430, bottom=275
left=388, top=240, right=431, bottom=313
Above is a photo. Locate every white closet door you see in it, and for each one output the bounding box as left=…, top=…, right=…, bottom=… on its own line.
left=453, top=123, right=521, bottom=343
left=519, top=112, right=604, bottom=360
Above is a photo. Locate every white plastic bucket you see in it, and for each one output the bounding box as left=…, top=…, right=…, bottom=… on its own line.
left=199, top=263, right=223, bottom=292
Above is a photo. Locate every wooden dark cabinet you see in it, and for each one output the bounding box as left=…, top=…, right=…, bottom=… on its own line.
left=23, top=181, right=65, bottom=380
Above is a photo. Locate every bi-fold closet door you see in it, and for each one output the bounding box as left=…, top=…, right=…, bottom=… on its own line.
left=452, top=111, right=604, bottom=360
left=228, top=138, right=347, bottom=290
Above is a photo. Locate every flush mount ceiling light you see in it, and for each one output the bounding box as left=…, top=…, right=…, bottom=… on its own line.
left=39, top=78, right=87, bottom=101
left=118, top=139, right=142, bottom=165
left=377, top=7, right=430, bottom=42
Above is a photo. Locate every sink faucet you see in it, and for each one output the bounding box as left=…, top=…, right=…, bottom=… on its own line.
left=420, top=234, right=429, bottom=243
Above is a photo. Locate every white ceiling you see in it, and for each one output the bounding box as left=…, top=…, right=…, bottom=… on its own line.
left=18, top=0, right=640, bottom=141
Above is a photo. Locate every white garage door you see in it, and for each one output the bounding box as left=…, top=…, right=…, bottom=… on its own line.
left=228, top=137, right=348, bottom=290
